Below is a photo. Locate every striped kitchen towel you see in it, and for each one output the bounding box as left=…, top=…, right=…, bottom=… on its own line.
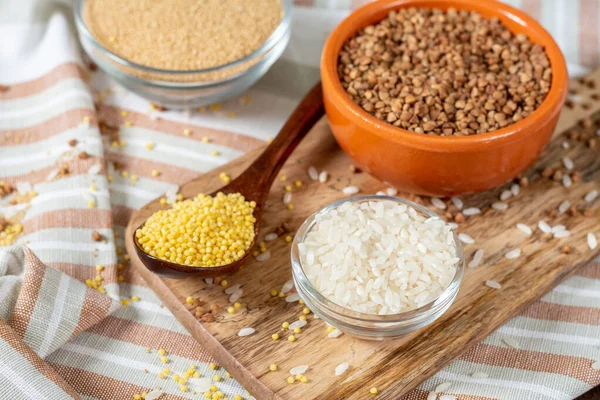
left=0, top=0, right=598, bottom=399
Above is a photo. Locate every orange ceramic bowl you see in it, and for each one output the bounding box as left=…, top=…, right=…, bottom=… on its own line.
left=321, top=0, right=568, bottom=196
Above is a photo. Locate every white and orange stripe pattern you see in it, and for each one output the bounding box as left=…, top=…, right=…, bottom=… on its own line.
left=0, top=0, right=599, bottom=399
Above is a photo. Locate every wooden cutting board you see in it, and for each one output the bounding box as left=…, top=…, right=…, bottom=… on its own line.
left=126, top=69, right=600, bottom=400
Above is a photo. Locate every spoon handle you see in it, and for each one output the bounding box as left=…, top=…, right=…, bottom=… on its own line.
left=232, top=82, right=325, bottom=203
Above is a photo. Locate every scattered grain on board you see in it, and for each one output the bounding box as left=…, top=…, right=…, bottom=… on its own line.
left=587, top=233, right=597, bottom=250
left=289, top=365, right=308, bottom=375
left=562, top=174, right=572, bottom=188
left=558, top=200, right=571, bottom=214
left=468, top=249, right=484, bottom=269
left=492, top=202, right=508, bottom=211
left=562, top=156, right=574, bottom=170
left=285, top=293, right=300, bottom=303
left=328, top=329, right=343, bottom=338
left=450, top=197, right=463, bottom=210
left=308, top=166, right=319, bottom=181
left=431, top=197, right=446, bottom=210
left=516, top=223, right=532, bottom=236
left=335, top=362, right=350, bottom=376
left=510, top=183, right=520, bottom=196
left=238, top=328, right=255, bottom=337
left=462, top=207, right=481, bottom=216
left=500, top=190, right=512, bottom=201
left=584, top=190, right=598, bottom=202
left=538, top=220, right=552, bottom=233
left=458, top=233, right=475, bottom=244
left=505, top=248, right=521, bottom=259
left=318, top=171, right=329, bottom=183
left=342, top=186, right=359, bottom=195
left=485, top=280, right=501, bottom=289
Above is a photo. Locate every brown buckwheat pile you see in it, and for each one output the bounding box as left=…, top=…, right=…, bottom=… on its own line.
left=338, top=8, right=552, bottom=135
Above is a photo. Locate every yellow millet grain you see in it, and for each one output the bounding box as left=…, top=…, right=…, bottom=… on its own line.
left=136, top=192, right=256, bottom=267
left=84, top=0, right=283, bottom=71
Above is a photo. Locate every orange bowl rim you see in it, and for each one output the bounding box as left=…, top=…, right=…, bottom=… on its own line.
left=320, top=0, right=568, bottom=152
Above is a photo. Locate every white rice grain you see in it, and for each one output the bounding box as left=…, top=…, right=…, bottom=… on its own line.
left=335, top=362, right=349, bottom=376
left=224, top=284, right=241, bottom=294
left=319, top=171, right=329, bottom=183
left=584, top=190, right=598, bottom=202
left=458, top=233, right=475, bottom=244
left=342, top=186, right=359, bottom=195
left=558, top=200, right=571, bottom=214
left=256, top=251, right=270, bottom=262
left=562, top=174, right=572, bottom=188
left=375, top=191, right=386, bottom=196
left=505, top=248, right=521, bottom=259
left=144, top=390, right=164, bottom=400
left=431, top=197, right=447, bottom=210
left=538, top=221, right=552, bottom=233
left=427, top=392, right=438, bottom=400
left=288, top=320, right=307, bottom=330
left=328, top=329, right=343, bottom=338
left=562, top=156, right=574, bottom=170
left=434, top=382, right=452, bottom=393
left=471, top=372, right=489, bottom=379
left=228, top=290, right=243, bottom=303
left=491, top=202, right=508, bottom=211
left=500, top=190, right=512, bottom=201
left=264, top=232, right=278, bottom=242
left=462, top=207, right=481, bottom=216
left=238, top=327, right=255, bottom=337
left=588, top=233, right=598, bottom=250
left=205, top=278, right=214, bottom=285
left=502, top=337, right=520, bottom=349
left=561, top=141, right=569, bottom=149
left=510, top=183, right=520, bottom=196
left=516, top=224, right=532, bottom=236
left=468, top=249, right=484, bottom=269
left=451, top=197, right=463, bottom=210
left=285, top=293, right=300, bottom=303
left=592, top=360, right=600, bottom=370
left=280, top=280, right=294, bottom=293
left=485, top=280, right=501, bottom=289
left=553, top=230, right=571, bottom=238
left=308, top=166, right=318, bottom=181
left=283, top=192, right=292, bottom=205
left=290, top=365, right=308, bottom=375
left=386, top=187, right=398, bottom=197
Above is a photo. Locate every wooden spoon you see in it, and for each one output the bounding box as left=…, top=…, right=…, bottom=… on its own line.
left=129, top=83, right=325, bottom=278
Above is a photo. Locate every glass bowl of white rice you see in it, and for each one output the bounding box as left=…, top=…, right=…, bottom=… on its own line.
left=291, top=195, right=464, bottom=340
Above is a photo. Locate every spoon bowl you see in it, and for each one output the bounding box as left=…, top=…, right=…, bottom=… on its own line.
left=131, top=83, right=324, bottom=278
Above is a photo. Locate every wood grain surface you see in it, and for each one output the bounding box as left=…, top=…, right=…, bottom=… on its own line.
left=126, top=70, right=600, bottom=400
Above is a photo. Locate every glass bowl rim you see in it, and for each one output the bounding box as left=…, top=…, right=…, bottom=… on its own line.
left=74, top=0, right=293, bottom=77
left=291, top=194, right=465, bottom=324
